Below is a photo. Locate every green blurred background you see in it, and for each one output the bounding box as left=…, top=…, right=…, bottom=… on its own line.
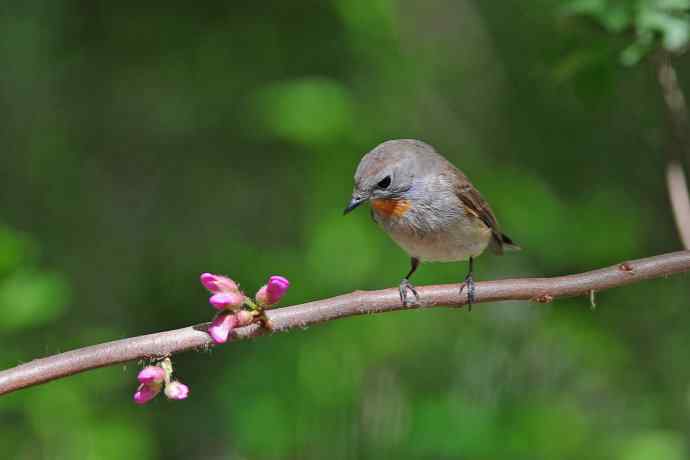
left=2, top=1, right=690, bottom=459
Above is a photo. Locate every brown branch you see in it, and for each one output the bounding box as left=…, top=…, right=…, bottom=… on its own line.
left=657, top=55, right=690, bottom=147
left=1, top=250, right=689, bottom=396
left=667, top=162, right=690, bottom=249
left=656, top=53, right=690, bottom=248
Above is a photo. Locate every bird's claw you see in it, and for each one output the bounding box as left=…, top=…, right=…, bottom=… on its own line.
left=399, top=278, right=420, bottom=306
left=459, top=275, right=475, bottom=311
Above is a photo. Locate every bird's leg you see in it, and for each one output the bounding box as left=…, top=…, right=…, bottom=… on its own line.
left=399, top=257, right=420, bottom=306
left=459, top=257, right=476, bottom=311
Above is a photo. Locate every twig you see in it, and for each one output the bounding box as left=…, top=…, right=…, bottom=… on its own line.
left=657, top=56, right=689, bottom=134
left=1, top=250, right=689, bottom=396
left=667, top=162, right=690, bottom=248
left=656, top=53, right=690, bottom=248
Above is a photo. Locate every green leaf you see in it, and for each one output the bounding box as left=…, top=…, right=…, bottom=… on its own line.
left=566, top=0, right=689, bottom=63
left=620, top=35, right=655, bottom=65
left=563, top=0, right=633, bottom=32
left=637, top=2, right=690, bottom=51
left=660, top=14, right=690, bottom=50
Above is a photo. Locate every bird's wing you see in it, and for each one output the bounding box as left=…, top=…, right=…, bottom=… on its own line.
left=450, top=169, right=499, bottom=232
left=445, top=166, right=519, bottom=254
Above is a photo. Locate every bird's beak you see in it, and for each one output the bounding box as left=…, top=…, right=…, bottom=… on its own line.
left=343, top=195, right=367, bottom=215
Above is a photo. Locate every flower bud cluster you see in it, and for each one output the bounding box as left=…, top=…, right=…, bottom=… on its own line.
left=133, top=358, right=189, bottom=405
left=200, top=273, right=289, bottom=344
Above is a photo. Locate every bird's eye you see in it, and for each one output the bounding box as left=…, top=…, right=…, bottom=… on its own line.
left=377, top=176, right=392, bottom=189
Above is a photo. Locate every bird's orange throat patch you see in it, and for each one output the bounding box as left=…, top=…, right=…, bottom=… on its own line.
left=371, top=198, right=412, bottom=218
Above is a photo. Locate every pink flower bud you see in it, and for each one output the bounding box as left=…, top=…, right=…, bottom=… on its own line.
left=256, top=275, right=290, bottom=306
left=200, top=273, right=239, bottom=293
left=267, top=275, right=289, bottom=300
left=137, top=366, right=166, bottom=384
left=208, top=313, right=237, bottom=344
left=235, top=310, right=254, bottom=327
left=209, top=291, right=245, bottom=310
left=164, top=381, right=189, bottom=400
left=255, top=285, right=269, bottom=306
left=133, top=382, right=162, bottom=405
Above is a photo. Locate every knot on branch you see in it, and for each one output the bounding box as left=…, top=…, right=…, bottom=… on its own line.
left=532, top=293, right=554, bottom=304
left=618, top=262, right=634, bottom=273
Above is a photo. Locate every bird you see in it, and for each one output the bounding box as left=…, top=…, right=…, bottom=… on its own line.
left=343, top=139, right=519, bottom=308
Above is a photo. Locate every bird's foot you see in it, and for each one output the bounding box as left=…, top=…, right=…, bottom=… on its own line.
left=399, top=278, right=420, bottom=306
left=459, top=274, right=475, bottom=311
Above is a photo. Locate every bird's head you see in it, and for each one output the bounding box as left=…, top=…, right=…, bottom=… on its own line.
left=344, top=140, right=433, bottom=217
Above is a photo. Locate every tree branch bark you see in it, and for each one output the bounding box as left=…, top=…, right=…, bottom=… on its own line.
left=1, top=250, right=689, bottom=396
left=656, top=53, right=690, bottom=249
left=667, top=162, right=690, bottom=249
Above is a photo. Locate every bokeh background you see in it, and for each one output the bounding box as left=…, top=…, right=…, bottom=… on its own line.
left=2, top=1, right=690, bottom=459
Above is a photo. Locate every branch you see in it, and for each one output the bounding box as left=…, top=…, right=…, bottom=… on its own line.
left=667, top=162, right=690, bottom=249
left=1, top=250, right=689, bottom=396
left=656, top=53, right=690, bottom=249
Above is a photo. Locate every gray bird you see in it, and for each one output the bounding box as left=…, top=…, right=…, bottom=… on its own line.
left=344, top=139, right=519, bottom=307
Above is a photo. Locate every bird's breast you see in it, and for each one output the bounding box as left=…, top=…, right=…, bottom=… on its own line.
left=375, top=204, right=492, bottom=262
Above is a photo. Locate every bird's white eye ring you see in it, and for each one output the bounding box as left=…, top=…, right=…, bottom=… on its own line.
left=378, top=176, right=391, bottom=189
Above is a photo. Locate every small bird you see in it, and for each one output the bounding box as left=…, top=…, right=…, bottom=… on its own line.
left=344, top=139, right=519, bottom=307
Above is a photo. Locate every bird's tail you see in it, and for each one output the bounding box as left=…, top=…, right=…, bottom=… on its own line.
left=490, top=232, right=521, bottom=255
